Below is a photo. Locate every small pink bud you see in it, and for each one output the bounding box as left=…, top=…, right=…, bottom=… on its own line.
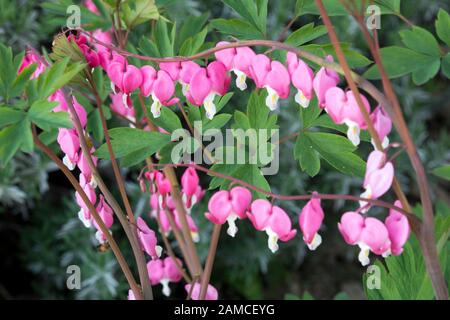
left=299, top=197, right=324, bottom=250
left=185, top=283, right=218, bottom=300
left=137, top=217, right=162, bottom=259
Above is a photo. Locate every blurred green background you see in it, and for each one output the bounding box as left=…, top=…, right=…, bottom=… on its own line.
left=0, top=0, right=449, bottom=299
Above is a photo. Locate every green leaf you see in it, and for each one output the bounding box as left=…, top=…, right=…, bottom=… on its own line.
left=122, top=0, right=159, bottom=28
left=364, top=46, right=437, bottom=80
left=246, top=91, right=271, bottom=130
left=139, top=37, right=161, bottom=58
left=0, top=120, right=29, bottom=165
left=210, top=18, right=264, bottom=39
left=301, top=43, right=372, bottom=68
left=311, top=115, right=371, bottom=142
left=285, top=23, right=327, bottom=47
left=441, top=53, right=450, bottom=79
left=0, top=107, right=26, bottom=128
left=233, top=111, right=251, bottom=130
left=412, top=59, right=441, bottom=85
left=179, top=27, right=208, bottom=56
left=28, top=100, right=72, bottom=131
left=203, top=114, right=232, bottom=131
left=11, top=63, right=37, bottom=98
left=300, top=97, right=322, bottom=128
left=400, top=26, right=441, bottom=57
left=294, top=0, right=305, bottom=17
left=95, top=128, right=171, bottom=162
left=223, top=0, right=266, bottom=34
left=436, top=9, right=450, bottom=47
left=149, top=106, right=182, bottom=133
left=154, top=19, right=174, bottom=57
left=294, top=133, right=320, bottom=177
left=306, top=132, right=366, bottom=176
left=176, top=13, right=209, bottom=51
left=432, top=165, right=450, bottom=180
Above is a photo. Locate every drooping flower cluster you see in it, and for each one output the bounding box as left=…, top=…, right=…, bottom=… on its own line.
left=144, top=168, right=204, bottom=242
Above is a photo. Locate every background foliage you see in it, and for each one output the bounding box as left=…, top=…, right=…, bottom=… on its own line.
left=0, top=0, right=448, bottom=299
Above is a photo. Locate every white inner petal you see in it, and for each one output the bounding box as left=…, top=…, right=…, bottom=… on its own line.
left=151, top=95, right=162, bottom=118
left=233, top=70, right=247, bottom=91
left=264, top=86, right=280, bottom=111
left=344, top=119, right=361, bottom=146
left=203, top=93, right=217, bottom=120
left=63, top=155, right=76, bottom=171
left=161, top=279, right=171, bottom=297
left=357, top=243, right=371, bottom=266
left=226, top=213, right=239, bottom=237
left=306, top=233, right=322, bottom=251
left=359, top=187, right=372, bottom=214
left=265, top=228, right=279, bottom=253
left=78, top=209, right=92, bottom=228
left=155, top=245, right=163, bottom=258
left=295, top=90, right=310, bottom=108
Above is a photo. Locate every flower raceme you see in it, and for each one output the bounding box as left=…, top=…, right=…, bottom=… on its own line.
left=147, top=257, right=183, bottom=297
left=338, top=209, right=409, bottom=266
left=247, top=199, right=297, bottom=253
left=205, top=187, right=252, bottom=237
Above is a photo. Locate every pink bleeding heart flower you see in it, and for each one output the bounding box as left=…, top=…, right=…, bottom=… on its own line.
left=139, top=65, right=157, bottom=97
left=91, top=29, right=112, bottom=52
left=110, top=93, right=135, bottom=122
left=358, top=217, right=391, bottom=265
left=338, top=211, right=365, bottom=246
left=247, top=199, right=297, bottom=253
left=287, top=52, right=314, bottom=108
left=71, top=97, right=88, bottom=128
left=18, top=50, right=46, bottom=79
left=78, top=43, right=100, bottom=68
left=370, top=105, right=392, bottom=150
left=57, top=128, right=80, bottom=170
left=188, top=61, right=230, bottom=119
left=249, top=55, right=290, bottom=111
left=49, top=90, right=68, bottom=113
left=324, top=87, right=370, bottom=146
left=249, top=54, right=271, bottom=88
left=137, top=217, right=163, bottom=259
left=299, top=196, right=324, bottom=250
left=185, top=283, right=218, bottom=300
left=107, top=61, right=143, bottom=108
left=181, top=167, right=200, bottom=208
left=174, top=210, right=200, bottom=242
left=98, top=50, right=126, bottom=72
left=360, top=150, right=394, bottom=211
left=155, top=171, right=172, bottom=196
left=338, top=212, right=390, bottom=266
left=159, top=61, right=181, bottom=81
left=385, top=200, right=410, bottom=256
left=179, top=61, right=202, bottom=95
left=84, top=0, right=99, bottom=14
left=147, top=257, right=183, bottom=296
left=77, top=148, right=98, bottom=187
left=214, top=42, right=256, bottom=91
left=75, top=175, right=97, bottom=228
left=150, top=70, right=179, bottom=118
left=313, top=55, right=340, bottom=108
left=93, top=195, right=114, bottom=244
left=205, top=187, right=252, bottom=237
